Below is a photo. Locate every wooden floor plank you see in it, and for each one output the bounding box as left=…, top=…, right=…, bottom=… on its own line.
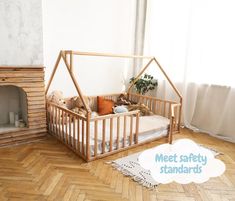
left=0, top=128, right=234, bottom=201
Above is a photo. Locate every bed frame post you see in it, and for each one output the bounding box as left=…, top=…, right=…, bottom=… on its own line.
left=70, top=51, right=74, bottom=72
left=178, top=99, right=183, bottom=132
left=60, top=51, right=91, bottom=113
left=86, top=112, right=91, bottom=161
left=135, top=112, right=140, bottom=143
left=45, top=51, right=62, bottom=95
left=168, top=116, right=174, bottom=144
left=152, top=58, right=183, bottom=130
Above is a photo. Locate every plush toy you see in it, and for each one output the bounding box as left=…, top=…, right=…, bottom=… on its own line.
left=47, top=91, right=68, bottom=124
left=116, top=94, right=135, bottom=106
left=71, top=107, right=87, bottom=117
left=69, top=96, right=93, bottom=118
left=128, top=103, right=154, bottom=116
left=91, top=111, right=99, bottom=118
left=71, top=108, right=99, bottom=119
left=47, top=92, right=96, bottom=120
left=113, top=105, right=129, bottom=114
left=47, top=90, right=66, bottom=107
left=66, top=96, right=91, bottom=109
left=74, top=96, right=91, bottom=108
left=63, top=97, right=76, bottom=110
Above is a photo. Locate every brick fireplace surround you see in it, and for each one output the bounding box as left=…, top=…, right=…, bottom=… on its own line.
left=0, top=66, right=47, bottom=146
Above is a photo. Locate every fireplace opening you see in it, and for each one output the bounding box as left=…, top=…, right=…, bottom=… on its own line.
left=0, top=85, right=28, bottom=133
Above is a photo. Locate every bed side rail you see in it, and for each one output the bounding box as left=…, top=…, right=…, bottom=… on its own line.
left=168, top=103, right=181, bottom=143
left=128, top=93, right=181, bottom=132
left=90, top=110, right=140, bottom=160
left=47, top=101, right=140, bottom=161
left=46, top=101, right=88, bottom=160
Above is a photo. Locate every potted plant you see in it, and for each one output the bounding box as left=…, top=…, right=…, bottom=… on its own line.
left=129, top=73, right=158, bottom=95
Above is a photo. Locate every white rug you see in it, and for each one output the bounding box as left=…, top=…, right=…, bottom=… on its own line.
left=108, top=144, right=221, bottom=189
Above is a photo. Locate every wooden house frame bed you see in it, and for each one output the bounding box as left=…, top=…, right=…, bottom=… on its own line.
left=46, top=50, right=182, bottom=162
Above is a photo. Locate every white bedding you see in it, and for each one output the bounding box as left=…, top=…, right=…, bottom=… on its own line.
left=54, top=115, right=169, bottom=155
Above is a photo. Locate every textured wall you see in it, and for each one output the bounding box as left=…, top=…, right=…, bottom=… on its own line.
left=0, top=0, right=43, bottom=65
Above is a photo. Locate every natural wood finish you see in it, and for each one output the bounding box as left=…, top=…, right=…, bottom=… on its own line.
left=61, top=111, right=64, bottom=140
left=123, top=116, right=127, bottom=148
left=109, top=118, right=113, bottom=152
left=77, top=117, right=80, bottom=152
left=130, top=116, right=133, bottom=145
left=46, top=50, right=182, bottom=161
left=66, top=50, right=154, bottom=59
left=91, top=110, right=139, bottom=121
left=0, top=66, right=44, bottom=69
left=71, top=116, right=75, bottom=147
left=82, top=120, right=85, bottom=155
left=117, top=117, right=120, bottom=150
left=135, top=113, right=140, bottom=144
left=65, top=113, right=68, bottom=144
left=58, top=109, right=61, bottom=140
left=102, top=119, right=106, bottom=154
left=94, top=120, right=98, bottom=156
left=128, top=93, right=180, bottom=134
left=69, top=114, right=72, bottom=145
left=63, top=53, right=91, bottom=113
left=153, top=58, right=183, bottom=130
left=45, top=52, right=62, bottom=94
left=86, top=113, right=91, bottom=160
left=0, top=67, right=46, bottom=146
left=70, top=51, right=74, bottom=72
left=0, top=128, right=234, bottom=201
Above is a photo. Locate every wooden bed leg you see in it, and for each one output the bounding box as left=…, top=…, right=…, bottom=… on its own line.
left=135, top=113, right=140, bottom=144
left=86, top=113, right=91, bottom=161
left=168, top=117, right=174, bottom=144
left=168, top=131, right=173, bottom=144
left=116, top=117, right=120, bottom=150
left=102, top=119, right=106, bottom=154
left=94, top=120, right=98, bottom=157
left=45, top=51, right=62, bottom=95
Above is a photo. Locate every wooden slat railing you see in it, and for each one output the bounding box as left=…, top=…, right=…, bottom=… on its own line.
left=47, top=101, right=140, bottom=161
left=128, top=93, right=181, bottom=133
left=47, top=102, right=87, bottom=161
left=91, top=110, right=139, bottom=156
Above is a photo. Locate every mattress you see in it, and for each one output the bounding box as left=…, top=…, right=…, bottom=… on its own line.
left=54, top=115, right=169, bottom=155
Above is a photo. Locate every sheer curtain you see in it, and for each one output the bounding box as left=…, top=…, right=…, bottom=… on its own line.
left=144, top=0, right=235, bottom=142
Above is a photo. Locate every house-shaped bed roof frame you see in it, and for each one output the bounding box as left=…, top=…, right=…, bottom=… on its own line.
left=46, top=50, right=182, bottom=126
left=46, top=50, right=183, bottom=161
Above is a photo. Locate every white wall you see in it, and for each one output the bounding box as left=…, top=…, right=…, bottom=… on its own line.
left=0, top=0, right=43, bottom=65
left=43, top=0, right=136, bottom=96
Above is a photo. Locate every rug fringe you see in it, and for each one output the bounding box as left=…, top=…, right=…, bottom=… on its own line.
left=106, top=145, right=220, bottom=189
left=110, top=162, right=158, bottom=189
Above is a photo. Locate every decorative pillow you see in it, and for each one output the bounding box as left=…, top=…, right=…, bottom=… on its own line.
left=97, top=96, right=114, bottom=115
left=113, top=105, right=128, bottom=114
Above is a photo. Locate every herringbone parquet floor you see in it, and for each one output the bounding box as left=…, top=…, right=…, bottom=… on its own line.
left=0, top=128, right=234, bottom=201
